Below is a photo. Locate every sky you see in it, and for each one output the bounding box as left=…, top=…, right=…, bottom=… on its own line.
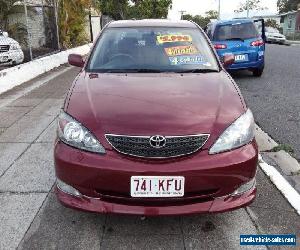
left=168, top=0, right=278, bottom=20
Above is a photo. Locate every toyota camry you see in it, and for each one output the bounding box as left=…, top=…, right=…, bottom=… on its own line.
left=54, top=19, right=258, bottom=216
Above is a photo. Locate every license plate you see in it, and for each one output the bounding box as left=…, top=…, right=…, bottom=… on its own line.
left=131, top=176, right=185, bottom=197
left=235, top=54, right=248, bottom=62
left=0, top=56, right=8, bottom=62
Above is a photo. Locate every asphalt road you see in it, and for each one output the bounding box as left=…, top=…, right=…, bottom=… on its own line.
left=0, top=45, right=299, bottom=250
left=232, top=44, right=300, bottom=160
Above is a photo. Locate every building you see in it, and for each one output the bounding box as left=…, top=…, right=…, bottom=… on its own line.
left=253, top=5, right=300, bottom=40
left=252, top=14, right=281, bottom=28
left=279, top=10, right=300, bottom=37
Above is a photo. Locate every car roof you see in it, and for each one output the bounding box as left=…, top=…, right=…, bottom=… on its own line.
left=107, top=19, right=197, bottom=28
left=212, top=18, right=254, bottom=26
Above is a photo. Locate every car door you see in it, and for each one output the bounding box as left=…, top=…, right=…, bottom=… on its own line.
left=253, top=18, right=266, bottom=42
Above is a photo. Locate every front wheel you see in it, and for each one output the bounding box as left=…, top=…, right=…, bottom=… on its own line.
left=252, top=67, right=264, bottom=77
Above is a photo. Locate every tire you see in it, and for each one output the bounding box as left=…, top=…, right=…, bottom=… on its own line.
left=253, top=67, right=264, bottom=77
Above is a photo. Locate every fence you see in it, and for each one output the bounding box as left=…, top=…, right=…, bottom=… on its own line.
left=0, top=0, right=60, bottom=63
left=285, top=30, right=300, bottom=41
left=0, top=0, right=102, bottom=66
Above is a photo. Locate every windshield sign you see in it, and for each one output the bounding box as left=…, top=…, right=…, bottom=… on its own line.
left=87, top=27, right=219, bottom=73
left=214, top=22, right=259, bottom=41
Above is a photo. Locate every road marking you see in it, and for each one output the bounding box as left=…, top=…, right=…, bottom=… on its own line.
left=0, top=67, right=72, bottom=109
left=259, top=154, right=300, bottom=215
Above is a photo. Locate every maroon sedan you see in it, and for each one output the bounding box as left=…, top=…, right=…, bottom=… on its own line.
left=55, top=19, right=258, bottom=216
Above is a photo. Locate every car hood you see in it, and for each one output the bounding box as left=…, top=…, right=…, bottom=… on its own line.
left=66, top=71, right=246, bottom=149
left=266, top=32, right=285, bottom=38
left=0, top=36, right=18, bottom=45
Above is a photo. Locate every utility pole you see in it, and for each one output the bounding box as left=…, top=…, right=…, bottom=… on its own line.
left=218, top=0, right=221, bottom=20
left=89, top=8, right=93, bottom=42
left=246, top=0, right=249, bottom=18
left=179, top=10, right=186, bottom=20
left=23, top=0, right=33, bottom=61
left=54, top=0, right=60, bottom=50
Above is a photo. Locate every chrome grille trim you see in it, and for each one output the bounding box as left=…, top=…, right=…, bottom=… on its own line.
left=105, top=134, right=210, bottom=159
left=0, top=45, right=10, bottom=53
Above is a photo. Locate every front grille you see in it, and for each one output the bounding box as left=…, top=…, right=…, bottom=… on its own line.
left=0, top=45, right=9, bottom=53
left=105, top=134, right=209, bottom=158
left=95, top=188, right=218, bottom=206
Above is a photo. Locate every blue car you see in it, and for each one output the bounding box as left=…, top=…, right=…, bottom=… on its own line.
left=206, top=19, right=266, bottom=77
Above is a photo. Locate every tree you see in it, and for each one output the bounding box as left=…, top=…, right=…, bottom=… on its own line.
left=265, top=19, right=280, bottom=29
left=128, top=0, right=172, bottom=19
left=97, top=0, right=128, bottom=20
left=277, top=0, right=300, bottom=13
left=234, top=0, right=268, bottom=13
left=205, top=10, right=218, bottom=20
left=182, top=10, right=218, bottom=28
left=96, top=0, right=172, bottom=20
left=58, top=0, right=95, bottom=48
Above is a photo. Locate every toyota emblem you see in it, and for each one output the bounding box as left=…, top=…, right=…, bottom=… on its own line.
left=149, top=135, right=166, bottom=149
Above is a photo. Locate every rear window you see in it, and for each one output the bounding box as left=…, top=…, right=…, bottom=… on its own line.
left=213, top=22, right=259, bottom=41
left=87, top=27, right=219, bottom=73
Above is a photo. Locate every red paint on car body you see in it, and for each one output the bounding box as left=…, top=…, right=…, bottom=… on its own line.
left=54, top=19, right=258, bottom=216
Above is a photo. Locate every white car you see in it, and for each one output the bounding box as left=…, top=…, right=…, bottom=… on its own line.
left=265, top=27, right=286, bottom=45
left=0, top=30, right=24, bottom=66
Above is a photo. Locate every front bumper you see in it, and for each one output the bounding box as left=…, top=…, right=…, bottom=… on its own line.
left=267, top=37, right=286, bottom=44
left=56, top=185, right=256, bottom=216
left=227, top=58, right=264, bottom=70
left=0, top=50, right=24, bottom=65
left=54, top=140, right=258, bottom=216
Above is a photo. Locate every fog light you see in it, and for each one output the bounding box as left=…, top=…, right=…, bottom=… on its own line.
left=232, top=178, right=256, bottom=196
left=57, top=179, right=82, bottom=197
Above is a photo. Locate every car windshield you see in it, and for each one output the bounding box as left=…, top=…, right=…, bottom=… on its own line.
left=266, top=27, right=279, bottom=33
left=87, top=27, right=219, bottom=73
left=213, top=22, right=259, bottom=41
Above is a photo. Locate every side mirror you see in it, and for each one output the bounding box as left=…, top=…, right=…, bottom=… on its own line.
left=3, top=32, right=9, bottom=37
left=222, top=54, right=235, bottom=68
left=68, top=54, right=85, bottom=68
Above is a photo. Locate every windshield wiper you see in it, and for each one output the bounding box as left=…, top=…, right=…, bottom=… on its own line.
left=178, top=68, right=219, bottom=73
left=225, top=37, right=245, bottom=41
left=134, top=69, right=163, bottom=73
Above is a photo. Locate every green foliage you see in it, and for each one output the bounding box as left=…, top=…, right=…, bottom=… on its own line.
left=97, top=0, right=172, bottom=20
left=234, top=0, right=267, bottom=13
left=0, top=0, right=29, bottom=46
left=277, top=0, right=300, bottom=13
left=182, top=10, right=218, bottom=28
left=128, top=0, right=172, bottom=19
left=271, top=144, right=295, bottom=156
left=0, top=0, right=21, bottom=30
left=98, top=0, right=128, bottom=20
left=58, top=0, right=92, bottom=48
left=265, top=19, right=280, bottom=29
left=6, top=22, right=28, bottom=46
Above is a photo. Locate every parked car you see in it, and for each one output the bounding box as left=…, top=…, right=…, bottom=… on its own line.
left=265, top=27, right=286, bottom=44
left=0, top=30, right=24, bottom=66
left=55, top=19, right=258, bottom=216
left=206, top=19, right=265, bottom=77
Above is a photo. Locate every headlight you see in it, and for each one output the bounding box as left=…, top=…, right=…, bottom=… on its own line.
left=10, top=43, right=20, bottom=50
left=57, top=111, right=105, bottom=154
left=209, top=109, right=255, bottom=154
